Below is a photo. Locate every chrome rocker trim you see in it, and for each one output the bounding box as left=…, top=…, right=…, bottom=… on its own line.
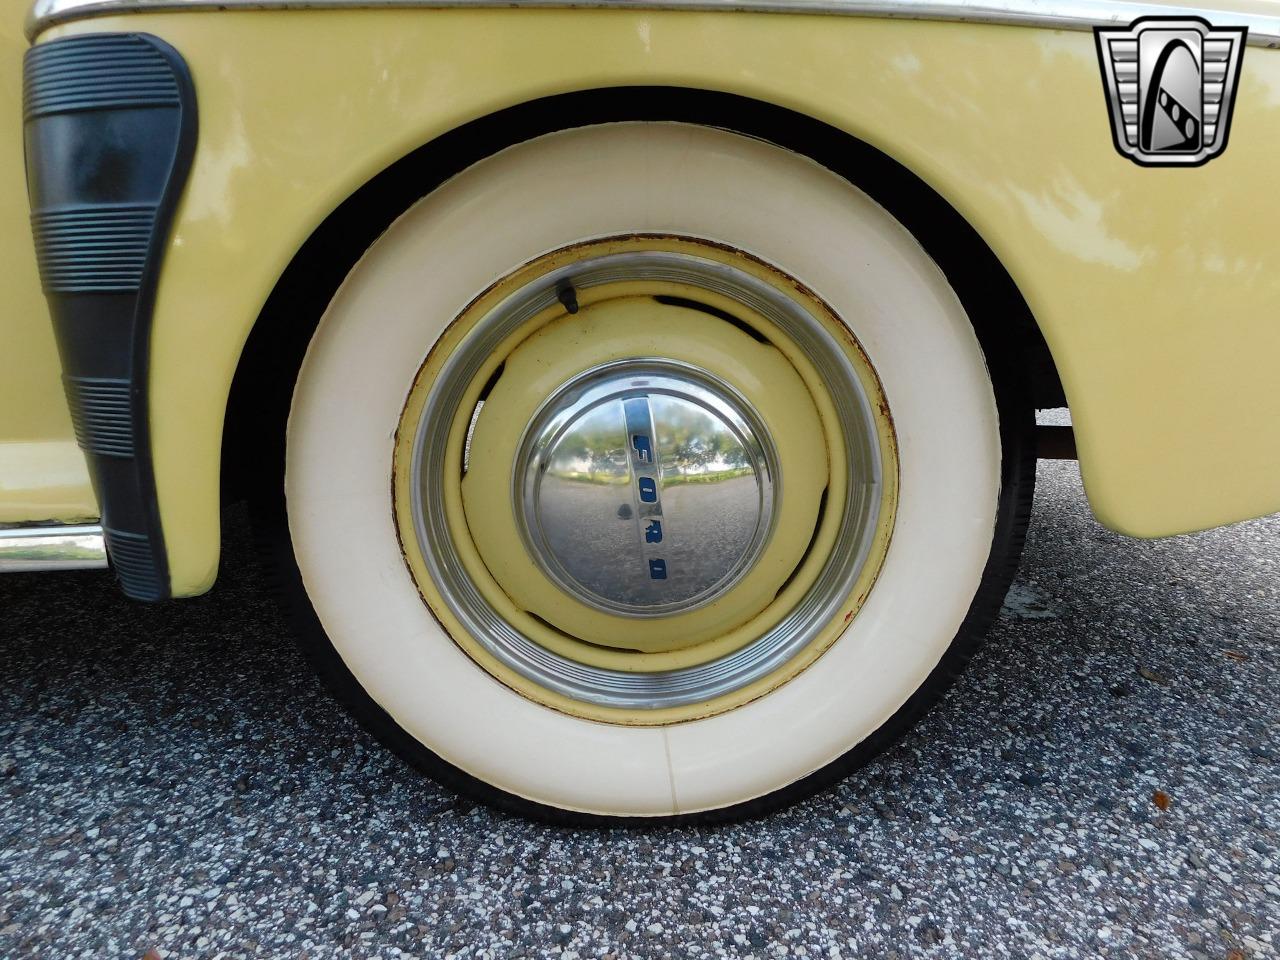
left=26, top=0, right=1280, bottom=47
left=0, top=523, right=108, bottom=573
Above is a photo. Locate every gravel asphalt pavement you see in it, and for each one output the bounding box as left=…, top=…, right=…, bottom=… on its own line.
left=1, top=436, right=1277, bottom=959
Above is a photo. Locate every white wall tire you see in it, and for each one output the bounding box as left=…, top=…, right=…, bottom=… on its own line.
left=267, top=123, right=1033, bottom=822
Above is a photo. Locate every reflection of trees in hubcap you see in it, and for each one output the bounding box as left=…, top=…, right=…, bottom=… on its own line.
left=547, top=397, right=752, bottom=482
left=656, top=398, right=752, bottom=480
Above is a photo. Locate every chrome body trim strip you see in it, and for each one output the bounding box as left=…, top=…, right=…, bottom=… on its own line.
left=0, top=523, right=108, bottom=573
left=26, top=0, right=1280, bottom=47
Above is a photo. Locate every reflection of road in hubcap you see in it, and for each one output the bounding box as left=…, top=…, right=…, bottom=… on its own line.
left=520, top=362, right=777, bottom=616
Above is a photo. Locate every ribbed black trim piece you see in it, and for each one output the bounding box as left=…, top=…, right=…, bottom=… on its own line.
left=31, top=203, right=156, bottom=293
left=25, top=33, right=196, bottom=601
left=65, top=376, right=134, bottom=458
left=23, top=34, right=180, bottom=120
left=102, top=527, right=162, bottom=600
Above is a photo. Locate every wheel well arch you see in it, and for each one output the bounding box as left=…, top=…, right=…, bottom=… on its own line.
left=223, top=86, right=1063, bottom=503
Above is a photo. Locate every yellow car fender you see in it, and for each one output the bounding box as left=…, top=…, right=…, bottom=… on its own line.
left=36, top=8, right=1280, bottom=596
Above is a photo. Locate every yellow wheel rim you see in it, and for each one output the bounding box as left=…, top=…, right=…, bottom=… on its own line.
left=393, top=236, right=898, bottom=725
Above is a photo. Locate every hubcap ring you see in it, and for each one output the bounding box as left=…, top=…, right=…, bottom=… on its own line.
left=408, top=244, right=886, bottom=711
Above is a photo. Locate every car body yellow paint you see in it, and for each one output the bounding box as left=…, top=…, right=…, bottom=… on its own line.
left=0, top=441, right=98, bottom=523
left=392, top=235, right=899, bottom=724
left=0, top=6, right=94, bottom=523
left=17, top=9, right=1280, bottom=594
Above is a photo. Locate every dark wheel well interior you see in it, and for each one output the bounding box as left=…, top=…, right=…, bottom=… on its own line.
left=222, top=86, right=1064, bottom=504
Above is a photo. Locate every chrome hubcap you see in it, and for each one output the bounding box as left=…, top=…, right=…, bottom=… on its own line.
left=518, top=361, right=778, bottom=617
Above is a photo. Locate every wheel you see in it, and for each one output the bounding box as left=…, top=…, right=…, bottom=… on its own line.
left=256, top=122, right=1033, bottom=823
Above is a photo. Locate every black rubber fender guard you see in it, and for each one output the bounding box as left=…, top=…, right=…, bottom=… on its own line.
left=24, top=33, right=198, bottom=600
